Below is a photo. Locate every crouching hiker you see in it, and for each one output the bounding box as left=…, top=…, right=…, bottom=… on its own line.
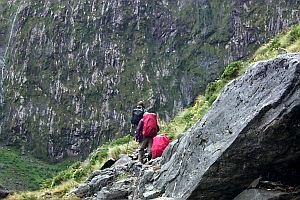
left=138, top=112, right=159, bottom=164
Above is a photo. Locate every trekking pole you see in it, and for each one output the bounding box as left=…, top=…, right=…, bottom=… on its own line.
left=126, top=125, right=132, bottom=155
left=126, top=134, right=130, bottom=155
left=129, top=125, right=132, bottom=136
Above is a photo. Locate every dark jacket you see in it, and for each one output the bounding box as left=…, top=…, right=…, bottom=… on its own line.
left=135, top=119, right=144, bottom=143
left=131, top=105, right=145, bottom=125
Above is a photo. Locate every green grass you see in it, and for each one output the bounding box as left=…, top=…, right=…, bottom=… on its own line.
left=41, top=134, right=135, bottom=189
left=0, top=147, right=73, bottom=191
left=252, top=24, right=300, bottom=62
left=6, top=134, right=137, bottom=199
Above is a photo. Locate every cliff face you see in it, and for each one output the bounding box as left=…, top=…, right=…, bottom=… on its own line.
left=0, top=0, right=299, bottom=161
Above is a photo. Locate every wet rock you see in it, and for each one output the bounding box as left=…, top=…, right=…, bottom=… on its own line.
left=112, top=154, right=132, bottom=167
left=94, top=178, right=134, bottom=200
left=69, top=168, right=119, bottom=198
left=69, top=155, right=139, bottom=199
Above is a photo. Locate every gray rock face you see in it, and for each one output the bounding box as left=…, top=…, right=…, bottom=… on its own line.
left=137, top=54, right=300, bottom=199
left=69, top=167, right=122, bottom=198
left=94, top=178, right=133, bottom=200
left=69, top=155, right=142, bottom=199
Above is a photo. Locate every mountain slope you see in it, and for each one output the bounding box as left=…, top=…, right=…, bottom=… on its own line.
left=5, top=21, right=300, bottom=200
left=0, top=0, right=299, bottom=162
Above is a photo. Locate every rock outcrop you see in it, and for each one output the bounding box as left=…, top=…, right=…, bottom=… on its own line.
left=68, top=155, right=143, bottom=200
left=0, top=0, right=300, bottom=161
left=136, top=53, right=300, bottom=199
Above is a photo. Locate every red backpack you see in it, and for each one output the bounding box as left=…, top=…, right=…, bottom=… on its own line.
left=142, top=113, right=158, bottom=137
left=152, top=135, right=170, bottom=159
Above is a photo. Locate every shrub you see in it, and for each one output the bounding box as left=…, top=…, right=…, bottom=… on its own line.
left=182, top=112, right=193, bottom=122
left=269, top=36, right=281, bottom=49
left=205, top=79, right=226, bottom=104
left=289, top=25, right=300, bottom=42
left=72, top=167, right=86, bottom=181
left=221, top=61, right=243, bottom=80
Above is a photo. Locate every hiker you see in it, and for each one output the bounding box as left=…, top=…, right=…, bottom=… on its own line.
left=135, top=118, right=144, bottom=144
left=130, top=101, right=145, bottom=136
left=138, top=112, right=159, bottom=164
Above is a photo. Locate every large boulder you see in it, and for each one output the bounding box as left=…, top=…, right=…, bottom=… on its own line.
left=137, top=54, right=300, bottom=199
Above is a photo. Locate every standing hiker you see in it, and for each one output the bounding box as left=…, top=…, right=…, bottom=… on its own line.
left=130, top=101, right=145, bottom=136
left=135, top=118, right=144, bottom=144
left=138, top=112, right=159, bottom=164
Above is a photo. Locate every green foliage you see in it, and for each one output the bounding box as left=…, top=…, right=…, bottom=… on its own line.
left=72, top=167, right=88, bottom=181
left=0, top=147, right=73, bottom=191
left=289, top=25, right=300, bottom=42
left=182, top=112, right=193, bottom=122
left=20, top=194, right=37, bottom=200
left=253, top=24, right=300, bottom=62
left=269, top=36, right=281, bottom=49
left=160, top=96, right=209, bottom=140
left=109, top=146, right=122, bottom=160
left=89, top=150, right=109, bottom=166
left=43, top=161, right=87, bottom=188
left=221, top=61, right=244, bottom=80
left=42, top=134, right=135, bottom=190
left=206, top=61, right=244, bottom=104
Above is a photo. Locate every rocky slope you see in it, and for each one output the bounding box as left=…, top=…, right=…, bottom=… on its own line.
left=0, top=0, right=300, bottom=161
left=138, top=53, right=300, bottom=199
left=69, top=53, right=300, bottom=200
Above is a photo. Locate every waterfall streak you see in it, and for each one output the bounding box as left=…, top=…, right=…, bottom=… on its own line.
left=4, top=5, right=23, bottom=60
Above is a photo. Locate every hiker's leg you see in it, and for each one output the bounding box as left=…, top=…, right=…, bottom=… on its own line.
left=146, top=137, right=153, bottom=161
left=138, top=138, right=148, bottom=163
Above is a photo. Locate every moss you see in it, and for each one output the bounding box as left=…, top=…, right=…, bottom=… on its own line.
left=289, top=25, right=300, bottom=42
